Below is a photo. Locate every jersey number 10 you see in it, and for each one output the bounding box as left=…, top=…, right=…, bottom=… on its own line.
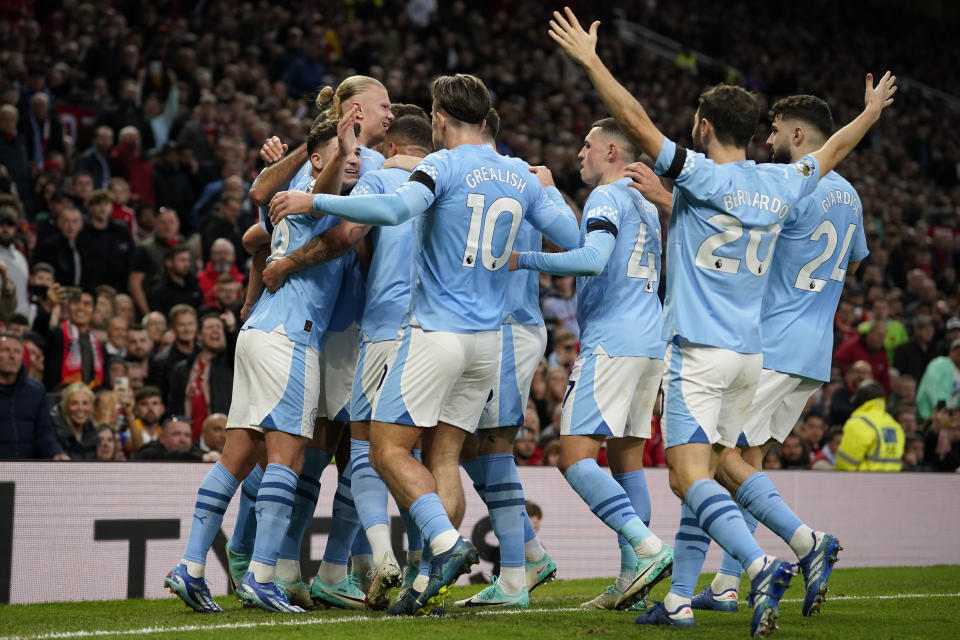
left=462, top=193, right=523, bottom=271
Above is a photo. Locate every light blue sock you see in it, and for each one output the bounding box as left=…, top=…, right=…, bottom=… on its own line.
left=276, top=448, right=327, bottom=561
left=736, top=472, right=803, bottom=542
left=408, top=492, right=455, bottom=543
left=401, top=448, right=424, bottom=553
left=184, top=462, right=239, bottom=564
left=322, top=459, right=361, bottom=566
left=614, top=469, right=651, bottom=526
left=565, top=458, right=652, bottom=546
left=671, top=503, right=712, bottom=598
left=251, top=463, right=298, bottom=566
left=351, top=438, right=389, bottom=530
left=417, top=546, right=432, bottom=577
left=686, top=479, right=764, bottom=572
left=522, top=512, right=537, bottom=543
left=461, top=458, right=486, bottom=500
left=480, top=453, right=525, bottom=568
left=717, top=506, right=759, bottom=579
left=230, top=463, right=262, bottom=555
left=614, top=468, right=652, bottom=566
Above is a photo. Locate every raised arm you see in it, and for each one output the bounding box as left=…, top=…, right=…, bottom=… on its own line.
left=261, top=221, right=371, bottom=293
left=311, top=105, right=360, bottom=197
left=248, top=139, right=307, bottom=206
left=549, top=8, right=665, bottom=162
left=810, top=72, right=897, bottom=177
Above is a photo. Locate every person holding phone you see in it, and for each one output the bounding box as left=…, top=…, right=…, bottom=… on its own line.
left=916, top=339, right=960, bottom=419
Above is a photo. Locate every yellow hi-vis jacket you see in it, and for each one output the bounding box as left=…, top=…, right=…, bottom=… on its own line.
left=835, top=398, right=905, bottom=471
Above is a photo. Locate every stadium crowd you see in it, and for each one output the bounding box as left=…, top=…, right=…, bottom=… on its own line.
left=0, top=0, right=958, bottom=472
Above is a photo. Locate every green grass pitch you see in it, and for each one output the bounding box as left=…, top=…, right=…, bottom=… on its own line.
left=1, top=566, right=957, bottom=639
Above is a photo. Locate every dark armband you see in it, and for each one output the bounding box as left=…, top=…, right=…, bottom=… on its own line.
left=663, top=145, right=688, bottom=180
left=408, top=170, right=436, bottom=194
left=586, top=219, right=618, bottom=238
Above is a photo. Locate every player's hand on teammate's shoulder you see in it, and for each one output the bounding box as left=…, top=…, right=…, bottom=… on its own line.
left=625, top=161, right=672, bottom=212
left=528, top=165, right=556, bottom=188
left=260, top=136, right=287, bottom=164
left=261, top=257, right=292, bottom=294
left=548, top=7, right=601, bottom=67
left=268, top=191, right=316, bottom=225
left=383, top=154, right=420, bottom=171
left=863, top=71, right=897, bottom=116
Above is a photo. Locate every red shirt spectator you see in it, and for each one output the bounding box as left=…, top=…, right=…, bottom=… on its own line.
left=833, top=322, right=890, bottom=395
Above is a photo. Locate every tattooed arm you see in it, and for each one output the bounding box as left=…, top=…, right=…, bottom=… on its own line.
left=260, top=221, right=371, bottom=293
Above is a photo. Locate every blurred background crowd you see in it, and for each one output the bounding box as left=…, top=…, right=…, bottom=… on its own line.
left=0, top=0, right=958, bottom=471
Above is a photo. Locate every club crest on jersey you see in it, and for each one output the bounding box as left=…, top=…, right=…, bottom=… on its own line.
left=793, top=157, right=816, bottom=177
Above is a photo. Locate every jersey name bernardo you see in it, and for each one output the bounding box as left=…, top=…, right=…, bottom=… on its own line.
left=721, top=189, right=790, bottom=218
left=464, top=166, right=527, bottom=193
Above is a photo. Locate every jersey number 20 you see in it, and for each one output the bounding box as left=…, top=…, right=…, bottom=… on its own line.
left=462, top=193, right=523, bottom=271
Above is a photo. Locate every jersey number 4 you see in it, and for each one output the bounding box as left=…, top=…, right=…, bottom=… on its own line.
left=626, top=222, right=659, bottom=292
left=793, top=220, right=857, bottom=292
left=462, top=193, right=522, bottom=271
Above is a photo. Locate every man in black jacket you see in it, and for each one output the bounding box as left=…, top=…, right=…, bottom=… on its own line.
left=134, top=415, right=218, bottom=462
left=147, top=245, right=203, bottom=316
left=0, top=333, right=68, bottom=460
left=167, top=314, right=233, bottom=438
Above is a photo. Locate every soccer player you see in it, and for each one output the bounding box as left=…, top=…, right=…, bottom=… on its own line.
left=507, top=117, right=671, bottom=612
left=261, top=114, right=437, bottom=610
left=454, top=108, right=559, bottom=610
left=268, top=73, right=580, bottom=614
left=163, top=118, right=357, bottom=615
left=548, top=7, right=896, bottom=635
left=690, top=96, right=867, bottom=617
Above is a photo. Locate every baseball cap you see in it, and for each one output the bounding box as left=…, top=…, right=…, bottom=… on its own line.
left=947, top=317, right=960, bottom=331
left=0, top=208, right=17, bottom=225
left=951, top=338, right=960, bottom=352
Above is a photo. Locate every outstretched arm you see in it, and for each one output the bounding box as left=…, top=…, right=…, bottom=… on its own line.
left=549, top=8, right=665, bottom=162
left=270, top=179, right=434, bottom=227
left=261, top=221, right=371, bottom=293
left=511, top=229, right=615, bottom=276
left=810, top=72, right=897, bottom=177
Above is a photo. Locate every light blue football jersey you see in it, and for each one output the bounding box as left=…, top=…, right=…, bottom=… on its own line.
left=760, top=171, right=868, bottom=381
left=359, top=145, right=385, bottom=177
left=290, top=159, right=313, bottom=191
left=405, top=144, right=568, bottom=332
left=503, top=220, right=544, bottom=327
left=577, top=178, right=665, bottom=359
left=245, top=210, right=344, bottom=353
left=356, top=167, right=415, bottom=342
left=654, top=137, right=821, bottom=354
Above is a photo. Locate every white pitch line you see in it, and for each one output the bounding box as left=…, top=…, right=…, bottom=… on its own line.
left=2, top=593, right=958, bottom=640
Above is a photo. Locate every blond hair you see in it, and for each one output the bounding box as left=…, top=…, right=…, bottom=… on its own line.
left=60, top=382, right=95, bottom=419
left=316, top=75, right=386, bottom=123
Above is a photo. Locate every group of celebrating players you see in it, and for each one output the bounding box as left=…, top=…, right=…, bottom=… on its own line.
left=162, top=8, right=897, bottom=637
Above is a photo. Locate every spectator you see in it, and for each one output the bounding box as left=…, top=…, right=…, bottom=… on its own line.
left=888, top=373, right=917, bottom=414
left=762, top=445, right=782, bottom=470
left=142, top=311, right=168, bottom=351
left=834, top=321, right=890, bottom=395
left=32, top=206, right=84, bottom=288
left=779, top=432, right=810, bottom=469
left=933, top=316, right=960, bottom=357
left=125, top=322, right=154, bottom=376
left=152, top=142, right=198, bottom=230
left=22, top=331, right=44, bottom=382
left=540, top=439, right=560, bottom=467
left=810, top=427, right=844, bottom=470
left=20, top=92, right=65, bottom=173
left=835, top=381, right=905, bottom=471
left=892, top=403, right=919, bottom=436
left=0, top=206, right=28, bottom=315
left=0, top=105, right=29, bottom=207
left=24, top=262, right=57, bottom=326
left=0, top=254, right=19, bottom=324
left=916, top=339, right=960, bottom=419
left=922, top=407, right=960, bottom=472
left=542, top=275, right=578, bottom=340
left=893, top=314, right=937, bottom=382
left=543, top=365, right=569, bottom=424
left=34, top=288, right=108, bottom=391
left=109, top=126, right=155, bottom=205
left=94, top=424, right=121, bottom=461
left=190, top=412, right=227, bottom=457
left=108, top=177, right=137, bottom=237
left=147, top=246, right=203, bottom=316
left=125, top=359, right=146, bottom=392
left=78, top=189, right=134, bottom=293
left=103, top=316, right=128, bottom=360
left=128, top=206, right=184, bottom=315
left=51, top=382, right=98, bottom=460
left=828, top=360, right=873, bottom=426
left=148, top=305, right=198, bottom=394
left=167, top=314, right=233, bottom=439
left=547, top=328, right=578, bottom=371
left=514, top=409, right=541, bottom=466
left=68, top=172, right=95, bottom=214
left=0, top=333, right=67, bottom=460
left=113, top=294, right=136, bottom=325
left=797, top=412, right=827, bottom=461
left=198, top=197, right=244, bottom=263
left=128, top=385, right=165, bottom=456
left=74, top=125, right=113, bottom=189
left=901, top=435, right=931, bottom=472
left=197, top=239, right=244, bottom=308
left=199, top=273, right=242, bottom=319
left=134, top=415, right=218, bottom=461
